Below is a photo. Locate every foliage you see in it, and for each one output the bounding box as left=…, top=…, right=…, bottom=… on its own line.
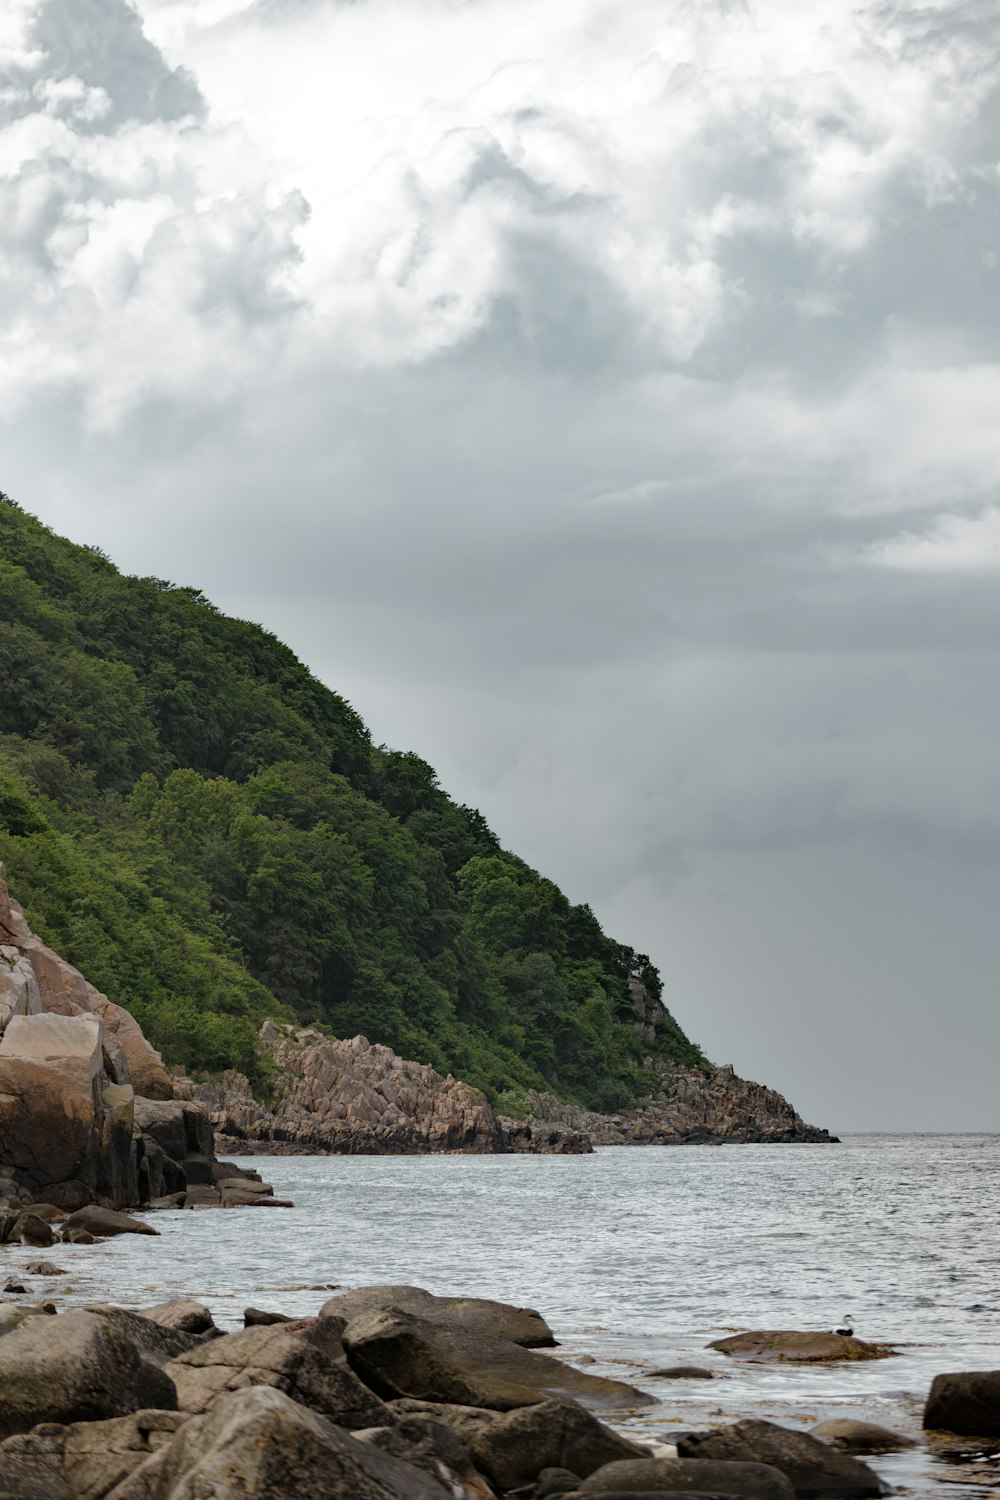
left=0, top=493, right=706, bottom=1105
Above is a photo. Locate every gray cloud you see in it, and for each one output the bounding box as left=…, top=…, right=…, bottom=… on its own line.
left=3, top=0, right=1000, bottom=1129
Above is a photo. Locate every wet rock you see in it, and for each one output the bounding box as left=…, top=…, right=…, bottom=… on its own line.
left=103, top=1385, right=452, bottom=1500
left=13, top=1213, right=55, bottom=1247
left=0, top=1310, right=177, bottom=1438
left=25, top=1263, right=65, bottom=1277
left=58, top=1226, right=95, bottom=1244
left=220, top=1189, right=294, bottom=1207
left=578, top=1457, right=795, bottom=1498
left=647, top=1367, right=715, bottom=1380
left=165, top=1316, right=391, bottom=1428
left=677, top=1419, right=886, bottom=1497
left=244, top=1307, right=295, bottom=1327
left=0, top=1408, right=188, bottom=1500
left=60, top=1206, right=157, bottom=1238
left=356, top=1416, right=495, bottom=1500
left=810, top=1420, right=916, bottom=1453
left=322, top=1285, right=557, bottom=1347
left=467, top=1397, right=650, bottom=1490
left=344, top=1307, right=652, bottom=1412
left=923, top=1369, right=1000, bottom=1438
left=138, top=1299, right=217, bottom=1336
left=707, top=1332, right=894, bottom=1363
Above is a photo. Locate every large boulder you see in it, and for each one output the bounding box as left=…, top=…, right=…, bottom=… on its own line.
left=578, top=1457, right=795, bottom=1498
left=164, top=1316, right=390, bottom=1428
left=677, top=1420, right=886, bottom=1498
left=344, top=1306, right=652, bottom=1411
left=0, top=1014, right=136, bottom=1210
left=810, top=1420, right=915, bottom=1454
left=102, top=1385, right=453, bottom=1500
left=707, top=1332, right=894, bottom=1364
left=923, top=1370, right=1000, bottom=1437
left=84, top=1306, right=207, bottom=1364
left=138, top=1299, right=218, bottom=1337
left=321, top=1284, right=556, bottom=1346
left=60, top=1206, right=157, bottom=1238
left=466, top=1397, right=649, bottom=1490
left=0, top=1310, right=177, bottom=1438
left=0, top=1409, right=188, bottom=1500
left=356, top=1416, right=496, bottom=1500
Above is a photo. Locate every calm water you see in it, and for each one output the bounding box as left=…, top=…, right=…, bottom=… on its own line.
left=8, top=1135, right=1000, bottom=1497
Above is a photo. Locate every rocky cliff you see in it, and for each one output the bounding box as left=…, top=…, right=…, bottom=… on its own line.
left=0, top=874, right=254, bottom=1214
left=194, top=1019, right=833, bottom=1155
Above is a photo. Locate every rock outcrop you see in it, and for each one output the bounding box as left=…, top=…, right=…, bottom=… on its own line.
left=0, top=874, right=279, bottom=1214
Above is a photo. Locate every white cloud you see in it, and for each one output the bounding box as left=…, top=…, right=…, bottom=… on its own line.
left=865, top=506, right=1000, bottom=573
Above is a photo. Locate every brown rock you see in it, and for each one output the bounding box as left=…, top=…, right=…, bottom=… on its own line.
left=467, top=1397, right=649, bottom=1490
left=60, top=1206, right=157, bottom=1238
left=708, top=1331, right=894, bottom=1363
left=356, top=1417, right=496, bottom=1500
left=577, top=1457, right=795, bottom=1498
left=923, top=1369, right=1000, bottom=1437
left=138, top=1299, right=217, bottom=1336
left=0, top=1407, right=188, bottom=1500
left=810, top=1420, right=915, bottom=1454
left=13, top=1213, right=55, bottom=1247
left=344, top=1307, right=653, bottom=1412
left=164, top=1317, right=391, bottom=1428
left=321, top=1285, right=556, bottom=1347
left=677, top=1418, right=885, bottom=1497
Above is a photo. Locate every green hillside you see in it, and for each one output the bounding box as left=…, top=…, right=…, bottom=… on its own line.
left=0, top=492, right=705, bottom=1108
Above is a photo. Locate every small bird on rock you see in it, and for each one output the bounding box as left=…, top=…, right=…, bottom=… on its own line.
left=831, top=1313, right=854, bottom=1336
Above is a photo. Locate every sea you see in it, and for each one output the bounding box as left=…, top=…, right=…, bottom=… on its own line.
left=7, top=1134, right=999, bottom=1497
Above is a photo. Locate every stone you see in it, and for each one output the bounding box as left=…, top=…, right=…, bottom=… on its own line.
left=244, top=1307, right=295, bottom=1326
left=23, top=1205, right=66, bottom=1223
left=536, top=1467, right=585, bottom=1497
left=220, top=1189, right=294, bottom=1207
left=356, top=1416, right=495, bottom=1500
left=0, top=1013, right=136, bottom=1211
left=138, top=1299, right=217, bottom=1336
left=0, top=1408, right=188, bottom=1500
left=59, top=1226, right=95, bottom=1244
left=0, top=1310, right=177, bottom=1438
left=322, top=1284, right=557, bottom=1347
left=60, top=1206, right=157, bottom=1238
left=92, top=1000, right=173, bottom=1101
left=25, top=1263, right=66, bottom=1276
left=707, top=1332, right=894, bottom=1364
left=923, top=1369, right=1000, bottom=1437
left=344, top=1307, right=652, bottom=1411
left=466, top=1397, right=650, bottom=1490
left=14, top=1213, right=55, bottom=1247
left=102, top=1385, right=453, bottom=1500
left=388, top=1398, right=500, bottom=1445
left=810, top=1420, right=915, bottom=1453
left=83, top=1306, right=206, bottom=1363
left=2, top=1281, right=25, bottom=1295
left=647, top=1366, right=715, bottom=1379
left=164, top=1317, right=391, bottom=1428
left=677, top=1420, right=885, bottom=1497
left=578, top=1458, right=795, bottom=1498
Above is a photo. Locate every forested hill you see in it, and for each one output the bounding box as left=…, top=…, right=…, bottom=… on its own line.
left=0, top=493, right=705, bottom=1109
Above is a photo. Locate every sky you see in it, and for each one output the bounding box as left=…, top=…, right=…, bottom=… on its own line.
left=2, top=0, right=999, bottom=1133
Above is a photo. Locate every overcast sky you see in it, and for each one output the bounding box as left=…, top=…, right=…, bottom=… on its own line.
left=3, top=0, right=999, bottom=1132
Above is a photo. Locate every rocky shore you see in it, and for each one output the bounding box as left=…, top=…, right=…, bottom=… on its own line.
left=0, top=1280, right=992, bottom=1499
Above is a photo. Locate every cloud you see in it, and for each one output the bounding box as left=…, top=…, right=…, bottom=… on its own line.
left=864, top=506, right=1000, bottom=573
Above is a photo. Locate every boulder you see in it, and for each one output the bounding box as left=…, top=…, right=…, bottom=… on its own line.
left=707, top=1332, right=894, bottom=1364
left=84, top=1306, right=207, bottom=1363
left=388, top=1398, right=500, bottom=1445
left=0, top=1310, right=177, bottom=1438
left=578, top=1458, right=795, bottom=1498
left=810, top=1420, right=915, bottom=1453
left=244, top=1308, right=295, bottom=1327
left=0, top=1014, right=135, bottom=1211
left=323, top=1285, right=556, bottom=1347
left=647, top=1367, right=714, bottom=1380
left=344, top=1307, right=652, bottom=1412
left=923, top=1369, right=1000, bottom=1437
left=13, top=1213, right=55, bottom=1247
left=220, top=1189, right=294, bottom=1207
left=356, top=1416, right=495, bottom=1500
left=23, top=1205, right=66, bottom=1223
left=60, top=1206, right=157, bottom=1238
left=25, top=1262, right=65, bottom=1277
left=100, top=1385, right=453, bottom=1500
left=465, top=1396, right=649, bottom=1490
left=677, top=1420, right=885, bottom=1497
left=92, top=1000, right=173, bottom=1101
left=164, top=1317, right=391, bottom=1429
left=59, top=1226, right=95, bottom=1244
left=0, top=1408, right=188, bottom=1500
left=138, top=1299, right=217, bottom=1336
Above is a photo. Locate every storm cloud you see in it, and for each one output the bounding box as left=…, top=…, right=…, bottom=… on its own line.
left=3, top=0, right=999, bottom=1129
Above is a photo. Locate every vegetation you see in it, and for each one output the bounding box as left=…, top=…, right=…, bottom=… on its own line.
left=0, top=493, right=706, bottom=1107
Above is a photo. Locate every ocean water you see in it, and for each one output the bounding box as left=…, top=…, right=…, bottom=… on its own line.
left=7, top=1135, right=1000, bottom=1496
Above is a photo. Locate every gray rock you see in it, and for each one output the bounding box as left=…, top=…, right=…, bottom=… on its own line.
left=58, top=1226, right=94, bottom=1244
left=102, top=1385, right=453, bottom=1500
left=323, top=1284, right=557, bottom=1347
left=0, top=1310, right=177, bottom=1438
left=137, top=1299, right=217, bottom=1336
left=468, top=1397, right=649, bottom=1490
left=60, top=1207, right=157, bottom=1239
left=677, top=1420, right=885, bottom=1497
left=25, top=1263, right=65, bottom=1277
left=83, top=1306, right=206, bottom=1364
left=579, top=1458, right=794, bottom=1498
left=0, top=1408, right=188, bottom=1500
left=14, top=1214, right=55, bottom=1248
left=810, top=1420, right=915, bottom=1453
left=356, top=1416, right=495, bottom=1500
left=537, top=1467, right=585, bottom=1497
left=923, top=1369, right=1000, bottom=1437
left=344, top=1307, right=652, bottom=1411
left=164, top=1317, right=390, bottom=1428
left=647, top=1367, right=715, bottom=1380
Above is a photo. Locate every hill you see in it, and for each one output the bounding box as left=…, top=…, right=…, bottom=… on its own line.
left=0, top=491, right=706, bottom=1110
